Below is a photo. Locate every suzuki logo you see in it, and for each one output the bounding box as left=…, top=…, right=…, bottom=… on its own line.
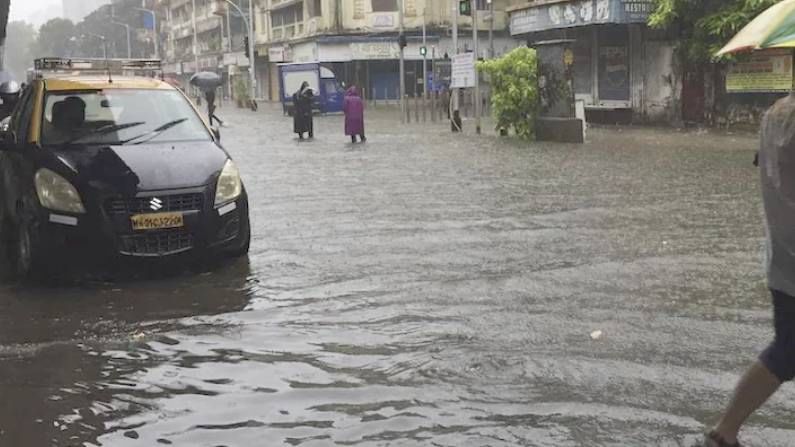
left=149, top=197, right=163, bottom=211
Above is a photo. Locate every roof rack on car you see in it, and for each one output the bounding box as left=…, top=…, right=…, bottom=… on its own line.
left=32, top=58, right=163, bottom=82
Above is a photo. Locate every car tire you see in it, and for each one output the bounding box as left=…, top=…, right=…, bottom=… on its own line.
left=228, top=219, right=250, bottom=258
left=0, top=205, right=14, bottom=282
left=15, top=217, right=46, bottom=281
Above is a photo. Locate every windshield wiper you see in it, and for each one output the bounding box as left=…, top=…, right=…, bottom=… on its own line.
left=122, top=118, right=189, bottom=145
left=64, top=121, right=146, bottom=145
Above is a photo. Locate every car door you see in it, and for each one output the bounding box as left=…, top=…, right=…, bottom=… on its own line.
left=0, top=84, right=36, bottom=221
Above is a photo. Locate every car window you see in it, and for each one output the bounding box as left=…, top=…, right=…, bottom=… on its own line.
left=11, top=86, right=34, bottom=143
left=41, top=89, right=211, bottom=146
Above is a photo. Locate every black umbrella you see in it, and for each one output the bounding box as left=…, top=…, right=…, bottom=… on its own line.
left=189, top=71, right=223, bottom=92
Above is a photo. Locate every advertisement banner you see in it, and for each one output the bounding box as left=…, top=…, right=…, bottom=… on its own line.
left=510, top=0, right=654, bottom=35
left=727, top=49, right=793, bottom=93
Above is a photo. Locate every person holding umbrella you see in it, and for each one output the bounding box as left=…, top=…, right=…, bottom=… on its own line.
left=190, top=72, right=225, bottom=127
left=293, top=82, right=314, bottom=140
left=709, top=2, right=795, bottom=446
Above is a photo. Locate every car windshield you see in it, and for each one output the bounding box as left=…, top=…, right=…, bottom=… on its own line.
left=41, top=89, right=211, bottom=146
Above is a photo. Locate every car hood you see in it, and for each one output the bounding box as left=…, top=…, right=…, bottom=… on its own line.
left=54, top=141, right=228, bottom=194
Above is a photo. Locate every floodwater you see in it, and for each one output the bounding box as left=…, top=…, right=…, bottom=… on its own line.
left=1, top=105, right=793, bottom=446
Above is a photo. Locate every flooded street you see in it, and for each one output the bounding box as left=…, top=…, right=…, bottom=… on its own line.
left=2, top=105, right=793, bottom=446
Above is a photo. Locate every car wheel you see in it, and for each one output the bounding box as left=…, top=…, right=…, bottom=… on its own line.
left=0, top=206, right=13, bottom=281
left=228, top=219, right=250, bottom=258
left=15, top=217, right=45, bottom=281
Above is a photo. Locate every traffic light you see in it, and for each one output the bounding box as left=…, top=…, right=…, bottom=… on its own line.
left=419, top=46, right=427, bottom=57
left=398, top=34, right=407, bottom=49
left=459, top=0, right=471, bottom=16
left=244, top=36, right=250, bottom=57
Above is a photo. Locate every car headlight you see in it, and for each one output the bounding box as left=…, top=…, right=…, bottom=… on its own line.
left=215, top=159, right=242, bottom=206
left=34, top=168, right=86, bottom=214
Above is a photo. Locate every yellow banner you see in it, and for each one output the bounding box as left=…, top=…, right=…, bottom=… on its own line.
left=727, top=49, right=793, bottom=92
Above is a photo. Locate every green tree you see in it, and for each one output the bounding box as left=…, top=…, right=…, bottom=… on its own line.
left=34, top=18, right=77, bottom=58
left=649, top=0, right=779, bottom=63
left=4, top=21, right=37, bottom=82
left=478, top=47, right=539, bottom=140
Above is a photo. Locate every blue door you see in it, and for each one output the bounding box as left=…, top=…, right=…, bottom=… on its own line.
left=321, top=78, right=344, bottom=113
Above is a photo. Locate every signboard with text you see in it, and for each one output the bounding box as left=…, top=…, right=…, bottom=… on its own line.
left=350, top=42, right=400, bottom=60
left=451, top=53, right=476, bottom=89
left=510, top=0, right=654, bottom=35
left=727, top=49, right=793, bottom=93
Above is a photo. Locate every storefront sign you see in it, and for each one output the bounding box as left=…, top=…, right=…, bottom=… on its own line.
left=269, top=46, right=286, bottom=62
left=350, top=42, right=400, bottom=60
left=510, top=0, right=654, bottom=35
left=372, top=14, right=395, bottom=28
left=727, top=49, right=793, bottom=93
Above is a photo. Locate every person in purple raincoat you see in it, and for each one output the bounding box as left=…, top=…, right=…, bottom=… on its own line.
left=343, top=86, right=366, bottom=143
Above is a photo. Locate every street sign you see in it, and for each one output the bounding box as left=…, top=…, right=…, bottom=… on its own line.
left=451, top=53, right=476, bottom=89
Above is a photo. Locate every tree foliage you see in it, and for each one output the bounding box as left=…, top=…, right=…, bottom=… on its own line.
left=649, top=0, right=779, bottom=63
left=478, top=47, right=539, bottom=140
left=34, top=18, right=77, bottom=58
left=4, top=21, right=37, bottom=82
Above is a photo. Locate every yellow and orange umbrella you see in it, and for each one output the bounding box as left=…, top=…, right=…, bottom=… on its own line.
left=717, top=0, right=795, bottom=56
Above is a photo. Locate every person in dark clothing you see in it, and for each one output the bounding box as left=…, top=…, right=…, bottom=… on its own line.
left=293, top=82, right=314, bottom=140
left=204, top=89, right=224, bottom=127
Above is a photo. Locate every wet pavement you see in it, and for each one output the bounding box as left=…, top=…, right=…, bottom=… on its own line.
left=1, top=104, right=793, bottom=446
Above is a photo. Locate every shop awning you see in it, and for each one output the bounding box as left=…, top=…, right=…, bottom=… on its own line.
left=509, top=0, right=654, bottom=36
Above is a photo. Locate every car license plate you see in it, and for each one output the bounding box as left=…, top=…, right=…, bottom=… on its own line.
left=131, top=212, right=184, bottom=231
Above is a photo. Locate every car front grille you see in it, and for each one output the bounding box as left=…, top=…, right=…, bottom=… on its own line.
left=119, top=229, right=194, bottom=256
left=106, top=193, right=204, bottom=216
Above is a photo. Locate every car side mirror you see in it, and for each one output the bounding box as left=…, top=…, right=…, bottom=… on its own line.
left=212, top=127, right=221, bottom=142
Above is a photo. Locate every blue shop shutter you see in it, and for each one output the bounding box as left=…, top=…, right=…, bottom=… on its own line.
left=142, top=13, right=155, bottom=30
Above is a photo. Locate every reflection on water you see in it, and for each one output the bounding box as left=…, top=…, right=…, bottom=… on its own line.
left=1, top=107, right=795, bottom=446
left=0, top=260, right=253, bottom=446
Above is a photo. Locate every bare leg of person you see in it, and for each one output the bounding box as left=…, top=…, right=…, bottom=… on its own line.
left=710, top=361, right=781, bottom=444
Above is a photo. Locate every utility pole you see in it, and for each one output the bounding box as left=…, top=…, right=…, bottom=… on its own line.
left=192, top=0, right=199, bottom=73
left=135, top=3, right=160, bottom=59
left=473, top=0, right=480, bottom=134
left=451, top=0, right=459, bottom=118
left=422, top=7, right=427, bottom=101
left=248, top=0, right=257, bottom=100
left=398, top=0, right=406, bottom=123
left=216, top=0, right=258, bottom=104
left=488, top=0, right=494, bottom=58
left=111, top=20, right=132, bottom=58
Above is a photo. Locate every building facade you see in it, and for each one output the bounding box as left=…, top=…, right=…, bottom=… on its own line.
left=254, top=0, right=522, bottom=101
left=159, top=0, right=252, bottom=98
left=508, top=0, right=677, bottom=123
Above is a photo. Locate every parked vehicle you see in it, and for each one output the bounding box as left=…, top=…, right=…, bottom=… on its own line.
left=278, top=63, right=345, bottom=115
left=0, top=58, right=251, bottom=279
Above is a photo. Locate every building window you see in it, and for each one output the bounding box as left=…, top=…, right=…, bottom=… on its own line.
left=271, top=4, right=304, bottom=39
left=476, top=0, right=489, bottom=10
left=309, top=0, right=322, bottom=17
left=371, top=0, right=397, bottom=12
